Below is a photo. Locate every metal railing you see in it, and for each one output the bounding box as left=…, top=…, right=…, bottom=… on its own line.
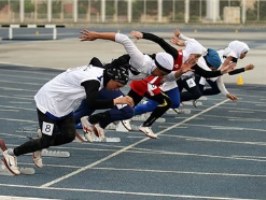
left=0, top=0, right=265, bottom=24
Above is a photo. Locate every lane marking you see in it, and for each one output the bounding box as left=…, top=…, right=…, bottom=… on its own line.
left=0, top=184, right=263, bottom=200
left=162, top=123, right=266, bottom=132
left=0, top=117, right=35, bottom=123
left=0, top=86, right=36, bottom=92
left=0, top=105, right=35, bottom=111
left=0, top=94, right=33, bottom=100
left=40, top=99, right=229, bottom=188
left=0, top=195, right=60, bottom=200
left=93, top=167, right=266, bottom=178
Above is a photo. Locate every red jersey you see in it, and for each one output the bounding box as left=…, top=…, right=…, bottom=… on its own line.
left=130, top=50, right=183, bottom=96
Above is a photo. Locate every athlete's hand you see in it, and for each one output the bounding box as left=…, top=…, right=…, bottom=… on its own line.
left=130, top=31, right=143, bottom=40
left=174, top=28, right=181, bottom=38
left=170, top=36, right=185, bottom=46
left=114, top=96, right=134, bottom=107
left=226, top=93, right=238, bottom=101
left=245, top=64, right=255, bottom=71
left=80, top=29, right=98, bottom=41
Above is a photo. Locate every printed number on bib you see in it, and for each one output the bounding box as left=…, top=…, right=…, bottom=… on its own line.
left=147, top=83, right=157, bottom=96
left=42, top=122, right=54, bottom=136
left=186, top=78, right=196, bottom=88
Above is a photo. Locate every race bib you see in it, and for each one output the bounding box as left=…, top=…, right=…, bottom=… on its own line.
left=199, top=77, right=207, bottom=85
left=186, top=78, right=196, bottom=88
left=42, top=122, right=54, bottom=136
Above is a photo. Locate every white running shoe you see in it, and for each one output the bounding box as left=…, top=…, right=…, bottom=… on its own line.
left=84, top=131, right=94, bottom=142
left=94, top=124, right=106, bottom=141
left=0, top=139, right=20, bottom=175
left=32, top=129, right=43, bottom=168
left=139, top=126, right=157, bottom=139
left=32, top=150, right=43, bottom=168
left=121, top=120, right=132, bottom=131
left=2, top=150, right=20, bottom=175
left=81, top=116, right=95, bottom=142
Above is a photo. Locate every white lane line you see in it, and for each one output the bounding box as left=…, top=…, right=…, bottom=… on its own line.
left=40, top=99, right=229, bottom=188
left=228, top=118, right=262, bottom=122
left=0, top=94, right=33, bottom=100
left=93, top=167, right=266, bottom=178
left=0, top=109, right=19, bottom=112
left=0, top=117, right=35, bottom=123
left=0, top=79, right=43, bottom=86
left=0, top=184, right=263, bottom=200
left=0, top=105, right=35, bottom=111
left=0, top=86, right=36, bottom=92
left=164, top=123, right=266, bottom=133
left=0, top=195, right=60, bottom=200
left=190, top=114, right=265, bottom=121
left=170, top=135, right=266, bottom=146
left=205, top=107, right=266, bottom=113
left=0, top=73, right=52, bottom=81
left=0, top=68, right=60, bottom=76
left=9, top=101, right=32, bottom=104
left=228, top=110, right=254, bottom=114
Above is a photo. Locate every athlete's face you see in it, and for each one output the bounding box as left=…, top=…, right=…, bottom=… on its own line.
left=240, top=51, right=248, bottom=59
left=152, top=68, right=168, bottom=77
left=106, top=79, right=125, bottom=90
left=189, top=54, right=201, bottom=64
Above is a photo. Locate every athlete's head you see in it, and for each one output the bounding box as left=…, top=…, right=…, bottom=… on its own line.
left=226, top=40, right=250, bottom=59
left=152, top=52, right=174, bottom=76
left=204, top=48, right=222, bottom=69
left=104, top=64, right=129, bottom=89
left=183, top=39, right=206, bottom=64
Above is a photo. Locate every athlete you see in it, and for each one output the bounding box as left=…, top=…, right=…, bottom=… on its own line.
left=121, top=30, right=233, bottom=132
left=0, top=62, right=132, bottom=175
left=76, top=30, right=192, bottom=140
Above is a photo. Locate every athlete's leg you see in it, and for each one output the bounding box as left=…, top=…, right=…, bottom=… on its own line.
left=14, top=110, right=76, bottom=156
left=88, top=89, right=135, bottom=128
left=180, top=77, right=202, bottom=102
left=202, top=80, right=220, bottom=95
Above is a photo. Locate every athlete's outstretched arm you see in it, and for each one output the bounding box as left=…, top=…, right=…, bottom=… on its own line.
left=131, top=31, right=178, bottom=58
left=80, top=29, right=116, bottom=41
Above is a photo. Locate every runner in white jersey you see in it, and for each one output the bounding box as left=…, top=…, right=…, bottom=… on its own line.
left=0, top=63, right=133, bottom=175
left=75, top=30, right=185, bottom=139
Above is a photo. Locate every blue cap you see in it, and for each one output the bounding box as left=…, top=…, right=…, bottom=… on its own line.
left=205, top=48, right=222, bottom=69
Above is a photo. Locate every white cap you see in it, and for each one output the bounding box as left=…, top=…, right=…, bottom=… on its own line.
left=154, top=52, right=174, bottom=73
left=225, top=40, right=250, bottom=58
left=184, top=39, right=207, bottom=56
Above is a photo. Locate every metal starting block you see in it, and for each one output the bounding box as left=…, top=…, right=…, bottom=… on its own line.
left=0, top=160, right=35, bottom=176
left=182, top=101, right=203, bottom=106
left=74, top=132, right=121, bottom=143
left=131, top=113, right=166, bottom=122
left=41, top=149, right=70, bottom=158
left=166, top=108, right=191, bottom=115
left=23, top=149, right=70, bottom=158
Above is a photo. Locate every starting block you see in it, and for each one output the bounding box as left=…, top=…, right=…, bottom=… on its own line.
left=0, top=160, right=35, bottom=176
left=166, top=108, right=191, bottom=115
left=23, top=149, right=70, bottom=158
left=74, top=132, right=121, bottom=143
left=105, top=122, right=129, bottom=132
left=131, top=113, right=166, bottom=123
left=41, top=149, right=70, bottom=158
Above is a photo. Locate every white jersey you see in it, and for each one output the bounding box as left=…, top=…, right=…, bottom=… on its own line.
left=34, top=65, right=104, bottom=118
left=115, top=33, right=155, bottom=80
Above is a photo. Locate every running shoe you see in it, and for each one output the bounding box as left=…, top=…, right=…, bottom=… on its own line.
left=139, top=126, right=157, bottom=139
